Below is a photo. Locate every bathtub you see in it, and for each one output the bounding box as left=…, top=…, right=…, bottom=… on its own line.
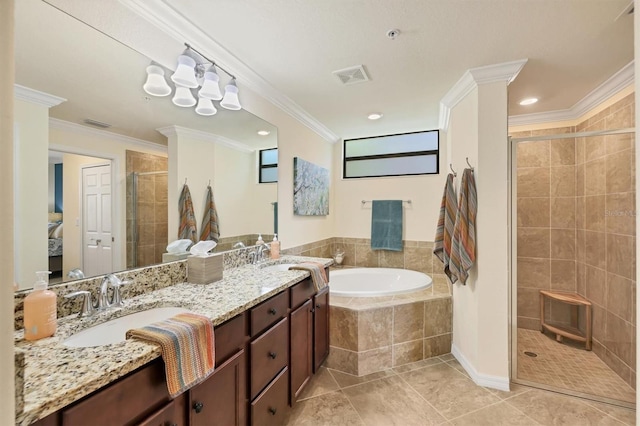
left=330, top=268, right=432, bottom=297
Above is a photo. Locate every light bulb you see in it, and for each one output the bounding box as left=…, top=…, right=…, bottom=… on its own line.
left=195, top=96, right=217, bottom=116
left=172, top=86, right=196, bottom=107
left=220, top=79, right=242, bottom=110
left=143, top=65, right=171, bottom=97
left=171, top=54, right=199, bottom=88
left=198, top=68, right=223, bottom=100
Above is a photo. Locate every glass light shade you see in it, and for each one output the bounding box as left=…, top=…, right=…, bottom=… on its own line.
left=143, top=65, right=171, bottom=97
left=171, top=54, right=199, bottom=88
left=195, top=96, right=217, bottom=116
left=172, top=86, right=196, bottom=107
left=220, top=79, right=242, bottom=110
left=198, top=68, right=223, bottom=100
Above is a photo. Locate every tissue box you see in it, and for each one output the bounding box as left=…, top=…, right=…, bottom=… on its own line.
left=187, top=254, right=223, bottom=284
left=162, top=252, right=190, bottom=263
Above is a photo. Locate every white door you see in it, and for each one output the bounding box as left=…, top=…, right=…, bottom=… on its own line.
left=82, top=164, right=113, bottom=276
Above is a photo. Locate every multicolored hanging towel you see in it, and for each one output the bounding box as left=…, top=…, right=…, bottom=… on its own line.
left=290, top=262, right=328, bottom=291
left=126, top=313, right=215, bottom=398
left=433, top=173, right=458, bottom=283
left=450, top=168, right=477, bottom=284
left=199, top=185, right=220, bottom=242
left=178, top=184, right=198, bottom=244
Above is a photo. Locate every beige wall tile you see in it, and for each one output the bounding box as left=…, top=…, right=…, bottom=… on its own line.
left=605, top=133, right=634, bottom=155
left=550, top=229, right=575, bottom=260
left=355, top=244, right=378, bottom=267
left=604, top=312, right=635, bottom=367
left=518, top=198, right=550, bottom=227
left=423, top=334, right=452, bottom=359
left=576, top=262, right=586, bottom=296
left=606, top=150, right=634, bottom=194
left=550, top=166, right=575, bottom=197
left=518, top=168, right=550, bottom=197
left=550, top=259, right=575, bottom=292
left=550, top=139, right=575, bottom=166
left=584, top=195, right=606, bottom=232
left=548, top=299, right=573, bottom=325
left=576, top=164, right=584, bottom=196
left=358, top=307, right=393, bottom=351
left=330, top=307, right=359, bottom=351
left=600, top=347, right=634, bottom=390
left=358, top=346, right=392, bottom=376
left=585, top=135, right=606, bottom=162
left=606, top=234, right=635, bottom=280
left=517, top=140, right=549, bottom=167
left=518, top=316, right=541, bottom=330
left=605, top=193, right=636, bottom=236
left=404, top=247, right=432, bottom=274
left=424, top=298, right=452, bottom=337
left=393, top=340, right=424, bottom=367
left=393, top=302, right=424, bottom=343
left=607, top=273, right=634, bottom=323
left=575, top=196, right=585, bottom=229
left=585, top=158, right=606, bottom=195
left=584, top=231, right=606, bottom=269
left=575, top=137, right=585, bottom=165
left=517, top=228, right=550, bottom=258
left=592, top=304, right=607, bottom=341
left=606, top=104, right=634, bottom=130
left=517, top=257, right=550, bottom=289
left=585, top=265, right=607, bottom=308
left=325, top=346, right=358, bottom=375
left=340, top=243, right=356, bottom=267
left=517, top=288, right=541, bottom=319
left=550, top=197, right=575, bottom=228
left=379, top=250, right=405, bottom=268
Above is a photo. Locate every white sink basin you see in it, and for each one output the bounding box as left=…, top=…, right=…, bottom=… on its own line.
left=261, top=263, right=298, bottom=272
left=63, top=306, right=191, bottom=348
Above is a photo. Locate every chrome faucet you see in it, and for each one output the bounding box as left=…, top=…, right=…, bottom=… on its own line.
left=256, top=243, right=271, bottom=264
left=64, top=274, right=132, bottom=316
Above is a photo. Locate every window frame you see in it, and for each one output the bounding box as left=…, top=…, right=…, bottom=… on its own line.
left=258, top=147, right=278, bottom=183
left=342, top=130, right=439, bottom=179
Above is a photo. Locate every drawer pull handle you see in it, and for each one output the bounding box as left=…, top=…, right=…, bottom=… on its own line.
left=193, top=401, right=204, bottom=413
left=268, top=351, right=277, bottom=359
left=268, top=407, right=277, bottom=415
left=268, top=307, right=277, bottom=315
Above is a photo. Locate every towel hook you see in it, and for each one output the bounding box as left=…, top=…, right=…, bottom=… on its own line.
left=465, top=157, right=474, bottom=170
left=449, top=164, right=457, bottom=177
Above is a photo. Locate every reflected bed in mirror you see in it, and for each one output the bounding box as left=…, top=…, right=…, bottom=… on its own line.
left=15, top=0, right=277, bottom=290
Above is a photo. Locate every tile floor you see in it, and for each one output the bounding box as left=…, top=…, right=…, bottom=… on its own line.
left=517, top=328, right=636, bottom=404
left=285, top=354, right=636, bottom=425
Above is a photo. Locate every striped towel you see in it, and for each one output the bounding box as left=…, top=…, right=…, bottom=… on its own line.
left=433, top=173, right=458, bottom=283
left=199, top=185, right=220, bottom=242
left=126, top=313, right=215, bottom=398
left=289, top=262, right=328, bottom=291
left=450, top=168, right=477, bottom=284
left=178, top=184, right=198, bottom=244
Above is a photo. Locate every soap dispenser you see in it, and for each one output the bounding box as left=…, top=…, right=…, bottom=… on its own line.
left=255, top=234, right=264, bottom=245
left=24, top=271, right=57, bottom=341
left=270, top=234, right=280, bottom=260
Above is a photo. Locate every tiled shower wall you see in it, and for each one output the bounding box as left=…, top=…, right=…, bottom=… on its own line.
left=513, top=93, right=636, bottom=388
left=126, top=151, right=168, bottom=268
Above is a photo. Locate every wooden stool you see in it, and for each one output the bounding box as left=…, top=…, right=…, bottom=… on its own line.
left=539, top=290, right=592, bottom=351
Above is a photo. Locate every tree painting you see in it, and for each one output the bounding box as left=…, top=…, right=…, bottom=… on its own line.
left=293, top=157, right=329, bottom=215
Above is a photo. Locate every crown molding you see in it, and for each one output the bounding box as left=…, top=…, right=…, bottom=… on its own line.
left=14, top=85, right=66, bottom=108
left=120, top=0, right=340, bottom=144
left=509, top=61, right=634, bottom=127
left=439, top=59, right=528, bottom=131
left=50, top=118, right=167, bottom=153
left=156, top=125, right=254, bottom=153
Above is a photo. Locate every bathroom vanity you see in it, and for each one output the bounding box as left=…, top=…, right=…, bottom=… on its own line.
left=17, top=257, right=330, bottom=426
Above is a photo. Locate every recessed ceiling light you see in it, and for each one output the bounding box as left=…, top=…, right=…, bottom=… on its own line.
left=367, top=113, right=383, bottom=120
left=257, top=130, right=271, bottom=136
left=519, top=97, right=538, bottom=106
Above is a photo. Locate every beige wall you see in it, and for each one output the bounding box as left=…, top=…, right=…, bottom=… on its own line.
left=1, top=0, right=15, bottom=421
left=14, top=98, right=49, bottom=288
left=332, top=141, right=447, bottom=242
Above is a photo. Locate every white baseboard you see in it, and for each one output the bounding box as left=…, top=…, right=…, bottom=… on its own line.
left=451, top=344, right=510, bottom=391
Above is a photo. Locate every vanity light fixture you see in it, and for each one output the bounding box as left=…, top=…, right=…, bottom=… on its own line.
left=257, top=130, right=271, bottom=136
left=519, top=97, right=538, bottom=106
left=367, top=113, right=383, bottom=120
left=142, top=43, right=242, bottom=116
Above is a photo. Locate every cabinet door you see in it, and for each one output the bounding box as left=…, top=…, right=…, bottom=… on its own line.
left=189, top=349, right=247, bottom=426
left=290, top=299, right=313, bottom=403
left=313, top=287, right=330, bottom=372
left=139, top=393, right=187, bottom=426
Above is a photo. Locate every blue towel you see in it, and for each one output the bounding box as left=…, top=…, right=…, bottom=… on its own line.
left=371, top=200, right=403, bottom=251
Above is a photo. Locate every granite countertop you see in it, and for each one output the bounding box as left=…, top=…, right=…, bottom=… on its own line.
left=15, top=256, right=332, bottom=425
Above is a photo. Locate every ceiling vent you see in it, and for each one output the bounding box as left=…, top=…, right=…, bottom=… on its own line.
left=83, top=118, right=112, bottom=129
left=332, top=65, right=370, bottom=85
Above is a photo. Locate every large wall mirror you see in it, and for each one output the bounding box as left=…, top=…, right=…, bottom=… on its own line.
left=14, top=0, right=278, bottom=290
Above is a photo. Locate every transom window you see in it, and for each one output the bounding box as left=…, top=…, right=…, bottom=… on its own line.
left=343, top=130, right=439, bottom=178
left=259, top=148, right=278, bottom=183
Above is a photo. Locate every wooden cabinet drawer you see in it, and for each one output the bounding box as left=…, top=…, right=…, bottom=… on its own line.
left=251, top=367, right=289, bottom=426
left=290, top=278, right=315, bottom=309
left=62, top=359, right=170, bottom=425
left=138, top=393, right=186, bottom=426
left=250, top=290, right=288, bottom=336
left=250, top=317, right=288, bottom=399
left=215, top=312, right=248, bottom=366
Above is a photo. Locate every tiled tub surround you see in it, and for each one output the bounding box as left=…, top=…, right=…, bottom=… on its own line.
left=327, top=289, right=452, bottom=376
left=14, top=255, right=332, bottom=425
left=513, top=93, right=636, bottom=390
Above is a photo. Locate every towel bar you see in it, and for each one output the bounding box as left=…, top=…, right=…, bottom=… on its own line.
left=361, top=200, right=411, bottom=205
